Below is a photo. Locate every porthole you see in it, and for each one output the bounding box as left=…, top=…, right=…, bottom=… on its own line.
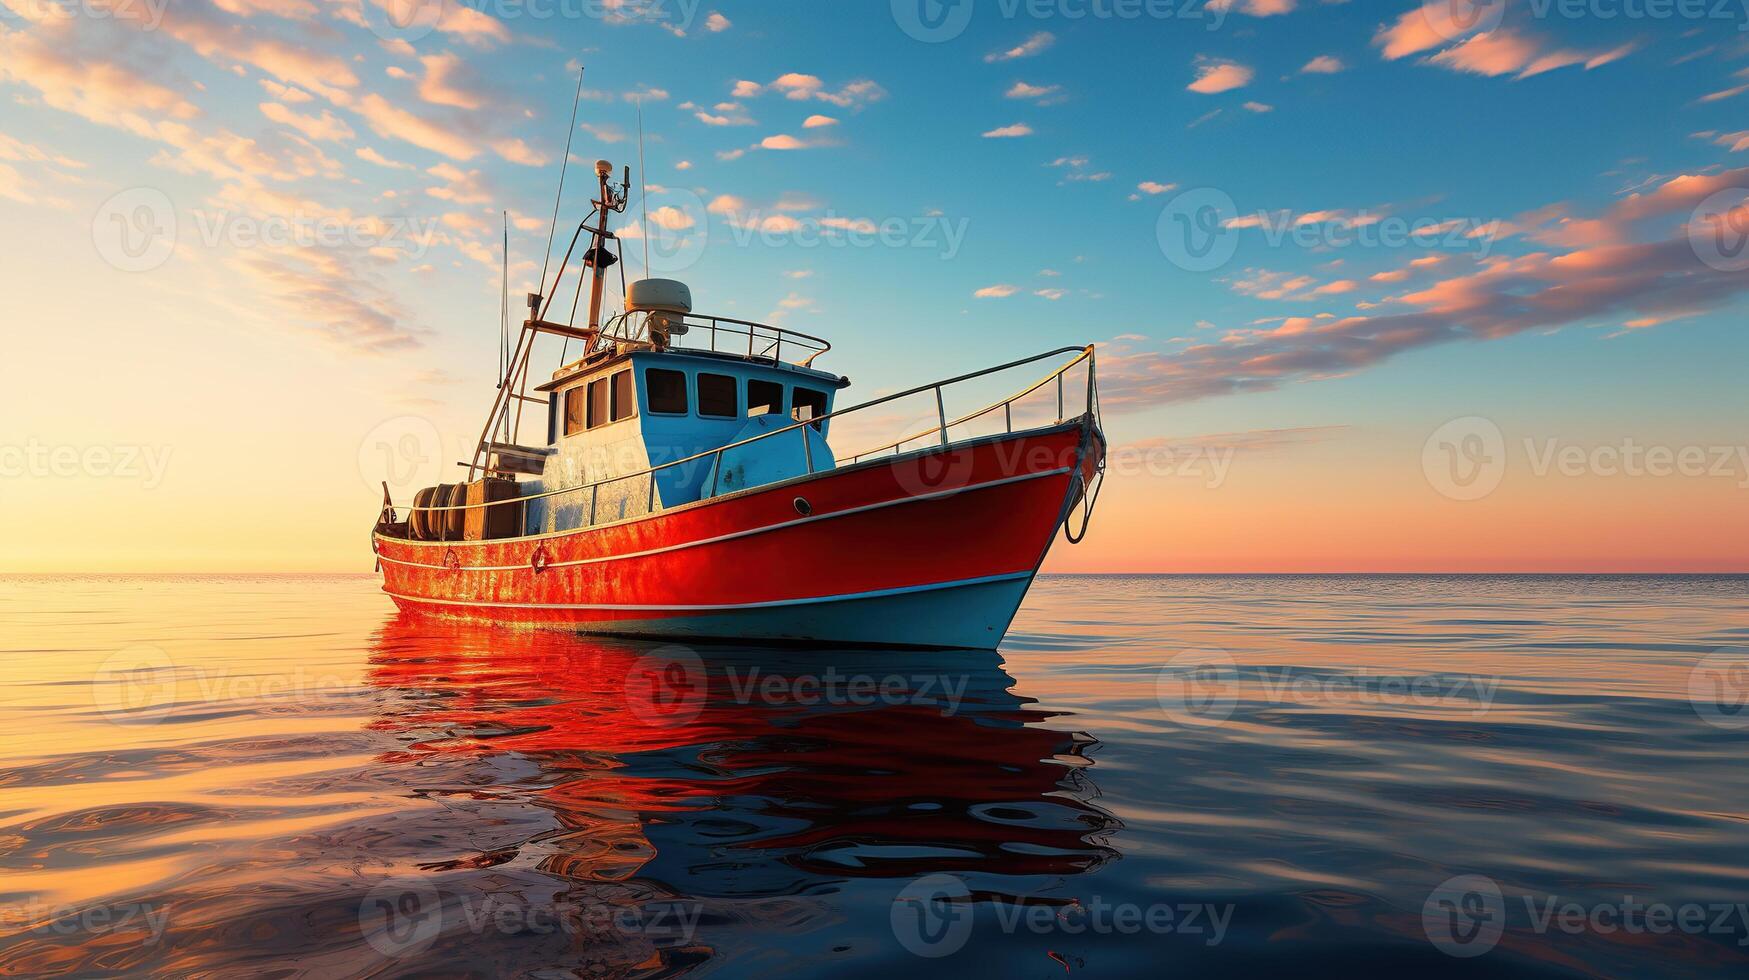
left=793, top=497, right=812, bottom=516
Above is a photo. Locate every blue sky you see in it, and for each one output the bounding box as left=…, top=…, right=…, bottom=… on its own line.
left=2, top=0, right=1747, bottom=570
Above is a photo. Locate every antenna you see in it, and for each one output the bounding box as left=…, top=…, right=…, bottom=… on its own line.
left=498, top=209, right=507, bottom=388
left=539, top=66, right=585, bottom=303
left=636, top=103, right=649, bottom=277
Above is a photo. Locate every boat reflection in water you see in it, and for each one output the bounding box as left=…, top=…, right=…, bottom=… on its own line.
left=357, top=612, right=1120, bottom=974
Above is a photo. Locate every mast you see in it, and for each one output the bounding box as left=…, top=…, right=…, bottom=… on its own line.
left=465, top=152, right=625, bottom=481
left=582, top=159, right=629, bottom=335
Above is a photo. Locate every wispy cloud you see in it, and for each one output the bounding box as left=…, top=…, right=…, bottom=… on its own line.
left=1101, top=170, right=1749, bottom=407
left=985, top=31, right=1055, bottom=63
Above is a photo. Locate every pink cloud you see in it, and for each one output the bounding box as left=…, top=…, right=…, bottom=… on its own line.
left=416, top=52, right=487, bottom=110
left=1375, top=2, right=1474, bottom=61
left=1188, top=58, right=1254, bottom=94
left=355, top=94, right=481, bottom=160
left=1100, top=218, right=1749, bottom=408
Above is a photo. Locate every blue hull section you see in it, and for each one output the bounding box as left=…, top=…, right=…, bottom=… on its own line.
left=553, top=574, right=1034, bottom=649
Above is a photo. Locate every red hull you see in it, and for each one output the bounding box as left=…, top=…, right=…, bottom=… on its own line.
left=373, top=421, right=1101, bottom=647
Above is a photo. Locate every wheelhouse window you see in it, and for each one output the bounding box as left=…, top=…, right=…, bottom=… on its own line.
left=792, top=387, right=828, bottom=427
left=645, top=368, right=687, bottom=415
left=564, top=385, right=588, bottom=436
left=747, top=378, right=784, bottom=418
left=586, top=378, right=609, bottom=429
left=611, top=369, right=635, bottom=422
left=698, top=373, right=738, bottom=418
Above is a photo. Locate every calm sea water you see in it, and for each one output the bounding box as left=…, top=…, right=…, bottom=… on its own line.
left=2, top=574, right=1747, bottom=978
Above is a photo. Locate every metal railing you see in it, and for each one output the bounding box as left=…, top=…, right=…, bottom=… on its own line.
left=386, top=344, right=1097, bottom=539
left=602, top=311, right=832, bottom=368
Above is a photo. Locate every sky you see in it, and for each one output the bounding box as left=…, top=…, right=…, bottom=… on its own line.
left=1, top=0, right=1747, bottom=573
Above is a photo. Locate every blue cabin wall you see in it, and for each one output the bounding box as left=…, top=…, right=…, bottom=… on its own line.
left=519, top=350, right=843, bottom=534
left=635, top=352, right=839, bottom=507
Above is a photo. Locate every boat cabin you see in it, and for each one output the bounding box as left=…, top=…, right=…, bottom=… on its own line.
left=518, top=343, right=848, bottom=534
left=390, top=203, right=857, bottom=545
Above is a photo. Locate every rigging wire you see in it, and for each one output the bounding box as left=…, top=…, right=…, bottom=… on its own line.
left=636, top=103, right=649, bottom=277
left=539, top=66, right=585, bottom=303
left=498, top=210, right=510, bottom=443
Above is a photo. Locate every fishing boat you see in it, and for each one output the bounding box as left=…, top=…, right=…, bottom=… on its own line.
left=370, top=157, right=1104, bottom=648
